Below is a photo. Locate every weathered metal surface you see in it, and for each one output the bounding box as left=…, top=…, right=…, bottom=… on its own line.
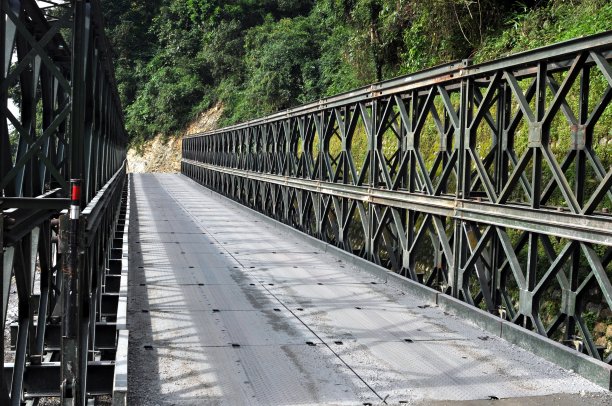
left=0, top=1, right=128, bottom=403
left=129, top=173, right=609, bottom=404
left=182, top=32, right=612, bottom=371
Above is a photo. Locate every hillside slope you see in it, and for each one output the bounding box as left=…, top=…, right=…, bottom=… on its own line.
left=104, top=0, right=611, bottom=150
left=127, top=103, right=222, bottom=173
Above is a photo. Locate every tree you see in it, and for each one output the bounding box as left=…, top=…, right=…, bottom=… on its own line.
left=233, top=16, right=323, bottom=120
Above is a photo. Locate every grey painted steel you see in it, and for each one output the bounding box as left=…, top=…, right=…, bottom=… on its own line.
left=182, top=32, right=612, bottom=370
left=111, top=330, right=128, bottom=406
left=129, top=173, right=609, bottom=404
left=112, top=175, right=130, bottom=406
left=182, top=160, right=612, bottom=246
left=0, top=1, right=128, bottom=403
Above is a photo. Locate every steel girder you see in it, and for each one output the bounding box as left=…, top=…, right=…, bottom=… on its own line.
left=183, top=32, right=612, bottom=366
left=0, top=0, right=127, bottom=404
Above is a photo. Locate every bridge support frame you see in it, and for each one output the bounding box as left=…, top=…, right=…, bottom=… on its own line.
left=182, top=32, right=612, bottom=371
left=1, top=0, right=128, bottom=404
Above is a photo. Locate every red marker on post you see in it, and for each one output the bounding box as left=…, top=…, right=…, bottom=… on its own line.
left=70, top=179, right=81, bottom=220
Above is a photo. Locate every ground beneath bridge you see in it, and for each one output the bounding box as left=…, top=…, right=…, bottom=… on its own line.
left=127, top=173, right=610, bottom=405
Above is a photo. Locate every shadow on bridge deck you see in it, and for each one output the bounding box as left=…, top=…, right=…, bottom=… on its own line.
left=126, top=173, right=609, bottom=405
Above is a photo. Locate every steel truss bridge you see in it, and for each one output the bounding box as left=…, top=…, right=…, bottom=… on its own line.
left=0, top=0, right=611, bottom=401
left=183, top=31, right=612, bottom=390
left=1, top=0, right=127, bottom=405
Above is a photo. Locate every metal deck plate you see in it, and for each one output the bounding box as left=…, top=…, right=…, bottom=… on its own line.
left=128, top=174, right=609, bottom=405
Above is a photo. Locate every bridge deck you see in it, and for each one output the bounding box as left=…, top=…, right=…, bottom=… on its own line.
left=128, top=173, right=607, bottom=405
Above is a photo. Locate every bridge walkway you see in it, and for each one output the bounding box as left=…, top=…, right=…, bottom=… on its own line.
left=127, top=173, right=606, bottom=405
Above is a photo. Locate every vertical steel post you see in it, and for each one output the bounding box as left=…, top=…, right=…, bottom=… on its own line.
left=0, top=0, right=9, bottom=189
left=524, top=61, right=547, bottom=329
left=567, top=66, right=590, bottom=342
left=367, top=100, right=377, bottom=262
left=491, top=83, right=508, bottom=312
left=451, top=79, right=469, bottom=297
left=62, top=0, right=87, bottom=403
left=61, top=179, right=81, bottom=405
left=71, top=0, right=86, bottom=182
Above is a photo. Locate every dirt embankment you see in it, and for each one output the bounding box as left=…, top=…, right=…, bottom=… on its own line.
left=127, top=103, right=223, bottom=173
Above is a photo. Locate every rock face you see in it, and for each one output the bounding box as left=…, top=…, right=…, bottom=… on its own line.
left=127, top=103, right=223, bottom=173
left=127, top=136, right=182, bottom=173
left=184, top=102, right=223, bottom=136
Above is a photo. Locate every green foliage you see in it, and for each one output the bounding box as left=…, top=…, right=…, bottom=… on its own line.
left=198, top=19, right=245, bottom=83
left=312, top=3, right=364, bottom=95
left=107, top=1, right=214, bottom=143
left=8, top=129, right=18, bottom=161
left=103, top=0, right=612, bottom=147
left=125, top=61, right=212, bottom=144
left=476, top=0, right=612, bottom=62
left=318, top=22, right=362, bottom=95
left=223, top=16, right=323, bottom=123
left=102, top=0, right=162, bottom=106
left=186, top=0, right=313, bottom=26
left=401, top=0, right=513, bottom=73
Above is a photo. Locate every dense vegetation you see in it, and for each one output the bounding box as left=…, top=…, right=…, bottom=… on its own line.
left=101, top=0, right=612, bottom=145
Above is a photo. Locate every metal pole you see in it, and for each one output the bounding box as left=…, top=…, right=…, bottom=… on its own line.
left=61, top=179, right=81, bottom=405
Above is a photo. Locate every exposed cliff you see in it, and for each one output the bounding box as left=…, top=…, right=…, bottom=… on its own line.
left=126, top=103, right=223, bottom=173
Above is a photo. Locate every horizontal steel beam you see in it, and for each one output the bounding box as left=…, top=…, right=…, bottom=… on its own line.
left=183, top=160, right=612, bottom=246
left=3, top=362, right=114, bottom=398
left=0, top=198, right=69, bottom=210
left=10, top=322, right=118, bottom=351
left=82, top=162, right=126, bottom=246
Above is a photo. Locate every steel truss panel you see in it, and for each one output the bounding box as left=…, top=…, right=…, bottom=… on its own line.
left=1, top=0, right=127, bottom=404
left=183, top=32, right=612, bottom=368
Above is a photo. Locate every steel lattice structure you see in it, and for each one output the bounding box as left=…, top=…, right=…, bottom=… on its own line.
left=0, top=0, right=127, bottom=404
left=183, top=32, right=612, bottom=371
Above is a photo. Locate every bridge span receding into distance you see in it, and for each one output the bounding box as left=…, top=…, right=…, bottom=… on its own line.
left=1, top=0, right=611, bottom=402
left=128, top=173, right=608, bottom=405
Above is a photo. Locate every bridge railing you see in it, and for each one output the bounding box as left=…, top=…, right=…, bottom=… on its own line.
left=183, top=31, right=612, bottom=376
left=0, top=0, right=127, bottom=404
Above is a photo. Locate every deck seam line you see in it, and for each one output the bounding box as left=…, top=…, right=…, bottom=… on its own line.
left=159, top=176, right=389, bottom=404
